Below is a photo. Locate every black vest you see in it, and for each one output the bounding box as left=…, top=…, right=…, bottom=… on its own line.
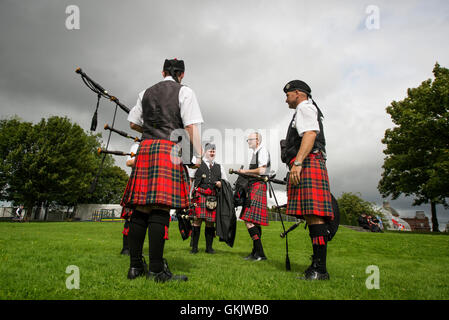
left=249, top=148, right=271, bottom=173
left=194, top=161, right=222, bottom=189
left=141, top=80, right=184, bottom=141
left=281, top=103, right=326, bottom=164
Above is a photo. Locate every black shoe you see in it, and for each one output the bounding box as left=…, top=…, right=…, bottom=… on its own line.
left=127, top=267, right=146, bottom=279
left=127, top=257, right=148, bottom=279
left=243, top=253, right=256, bottom=260
left=303, top=255, right=316, bottom=276
left=147, top=259, right=188, bottom=283
left=120, top=248, right=130, bottom=256
left=253, top=254, right=267, bottom=262
left=299, top=269, right=330, bottom=280
left=205, top=248, right=216, bottom=254
left=190, top=247, right=199, bottom=254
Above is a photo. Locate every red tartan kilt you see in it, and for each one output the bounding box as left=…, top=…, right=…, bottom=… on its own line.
left=120, top=139, right=190, bottom=209
left=240, top=182, right=269, bottom=226
left=286, top=152, right=334, bottom=220
left=190, top=187, right=216, bottom=222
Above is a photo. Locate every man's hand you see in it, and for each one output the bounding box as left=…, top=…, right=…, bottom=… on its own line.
left=188, top=156, right=201, bottom=169
left=215, top=181, right=222, bottom=188
left=289, top=165, right=302, bottom=185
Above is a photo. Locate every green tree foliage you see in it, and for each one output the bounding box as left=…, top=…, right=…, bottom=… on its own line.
left=378, top=63, right=449, bottom=232
left=337, top=192, right=383, bottom=226
left=0, top=116, right=129, bottom=216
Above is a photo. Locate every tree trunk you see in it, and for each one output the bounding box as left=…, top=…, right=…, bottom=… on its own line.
left=431, top=201, right=439, bottom=232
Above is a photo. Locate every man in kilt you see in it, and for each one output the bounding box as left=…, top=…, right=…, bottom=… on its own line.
left=282, top=80, right=333, bottom=280
left=122, top=58, right=203, bottom=282
left=238, top=132, right=270, bottom=261
left=190, top=143, right=227, bottom=254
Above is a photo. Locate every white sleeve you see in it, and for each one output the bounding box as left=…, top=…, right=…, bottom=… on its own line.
left=257, top=147, right=269, bottom=167
left=295, top=103, right=320, bottom=137
left=127, top=91, right=145, bottom=127
left=179, top=86, right=204, bottom=126
left=220, top=164, right=228, bottom=181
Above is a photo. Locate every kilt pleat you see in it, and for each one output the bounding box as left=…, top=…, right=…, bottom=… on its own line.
left=120, top=139, right=190, bottom=209
left=191, top=187, right=216, bottom=222
left=286, top=152, right=333, bottom=220
left=240, top=182, right=269, bottom=226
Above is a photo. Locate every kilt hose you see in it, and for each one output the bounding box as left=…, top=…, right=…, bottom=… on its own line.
left=121, top=139, right=190, bottom=210
left=240, top=181, right=269, bottom=226
left=286, top=152, right=333, bottom=220
left=191, top=187, right=217, bottom=223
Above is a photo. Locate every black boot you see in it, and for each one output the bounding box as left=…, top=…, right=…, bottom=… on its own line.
left=190, top=226, right=200, bottom=254
left=205, top=226, right=216, bottom=254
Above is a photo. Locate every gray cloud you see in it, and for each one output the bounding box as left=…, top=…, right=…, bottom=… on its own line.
left=1, top=0, right=448, bottom=229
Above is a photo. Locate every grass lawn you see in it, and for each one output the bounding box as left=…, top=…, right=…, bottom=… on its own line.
left=0, top=220, right=448, bottom=300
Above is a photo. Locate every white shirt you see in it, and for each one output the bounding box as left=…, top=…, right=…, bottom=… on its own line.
left=203, top=157, right=228, bottom=181
left=293, top=99, right=320, bottom=137
left=127, top=76, right=204, bottom=127
left=248, top=145, right=270, bottom=169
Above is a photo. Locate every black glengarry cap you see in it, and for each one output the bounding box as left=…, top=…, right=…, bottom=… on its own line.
left=283, top=80, right=312, bottom=96
left=163, top=58, right=185, bottom=72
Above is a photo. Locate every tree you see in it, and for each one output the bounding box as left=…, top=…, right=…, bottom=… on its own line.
left=337, top=192, right=383, bottom=226
left=378, top=63, right=449, bottom=232
left=0, top=116, right=129, bottom=219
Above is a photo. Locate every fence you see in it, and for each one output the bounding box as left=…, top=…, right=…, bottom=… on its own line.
left=91, top=208, right=120, bottom=222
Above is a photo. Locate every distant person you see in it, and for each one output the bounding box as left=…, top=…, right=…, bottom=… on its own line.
left=358, top=213, right=370, bottom=230
left=367, top=215, right=382, bottom=233
left=15, top=205, right=24, bottom=222
left=190, top=143, right=227, bottom=254
left=239, top=132, right=270, bottom=262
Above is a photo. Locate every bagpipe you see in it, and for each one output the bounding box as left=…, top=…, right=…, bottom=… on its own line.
left=75, top=68, right=139, bottom=193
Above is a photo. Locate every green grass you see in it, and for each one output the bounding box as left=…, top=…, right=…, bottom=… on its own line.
left=0, top=221, right=448, bottom=300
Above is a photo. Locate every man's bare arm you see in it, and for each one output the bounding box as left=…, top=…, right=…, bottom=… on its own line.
left=130, top=122, right=143, bottom=133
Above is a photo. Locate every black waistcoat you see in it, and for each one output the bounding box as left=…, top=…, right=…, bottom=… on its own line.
left=141, top=80, right=184, bottom=141
left=281, top=103, right=326, bottom=164
left=194, top=161, right=222, bottom=189
left=249, top=148, right=271, bottom=172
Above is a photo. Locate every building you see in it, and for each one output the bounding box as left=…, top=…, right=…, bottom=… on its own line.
left=402, top=211, right=431, bottom=232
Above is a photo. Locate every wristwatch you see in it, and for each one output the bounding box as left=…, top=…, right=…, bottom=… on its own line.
left=293, top=160, right=302, bottom=167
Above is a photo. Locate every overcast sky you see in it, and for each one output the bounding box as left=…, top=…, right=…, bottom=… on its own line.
left=1, top=0, right=448, bottom=229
